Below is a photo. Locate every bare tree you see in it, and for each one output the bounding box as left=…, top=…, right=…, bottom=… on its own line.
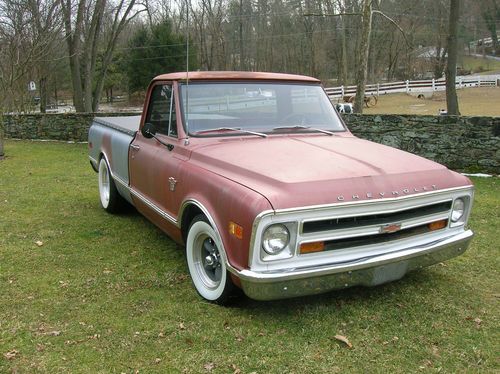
left=445, top=0, right=460, bottom=115
left=60, top=0, right=144, bottom=112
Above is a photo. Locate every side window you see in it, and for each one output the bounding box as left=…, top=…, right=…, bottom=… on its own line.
left=145, top=84, right=173, bottom=136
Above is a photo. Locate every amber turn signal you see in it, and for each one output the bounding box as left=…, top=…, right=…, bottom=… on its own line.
left=428, top=219, right=448, bottom=231
left=229, top=221, right=243, bottom=239
left=300, top=241, right=325, bottom=254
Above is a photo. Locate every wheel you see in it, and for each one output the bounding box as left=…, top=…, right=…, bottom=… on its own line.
left=186, top=215, right=236, bottom=304
left=98, top=157, right=125, bottom=213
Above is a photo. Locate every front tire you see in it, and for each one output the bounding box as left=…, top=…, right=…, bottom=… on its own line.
left=186, top=215, right=236, bottom=304
left=98, top=157, right=125, bottom=213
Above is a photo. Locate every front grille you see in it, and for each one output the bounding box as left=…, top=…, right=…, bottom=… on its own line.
left=322, top=221, right=446, bottom=251
left=302, top=201, right=452, bottom=234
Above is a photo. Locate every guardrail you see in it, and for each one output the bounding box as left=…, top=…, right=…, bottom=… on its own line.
left=325, top=74, right=500, bottom=101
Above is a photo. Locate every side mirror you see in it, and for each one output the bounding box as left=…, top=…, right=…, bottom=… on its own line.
left=142, top=122, right=157, bottom=139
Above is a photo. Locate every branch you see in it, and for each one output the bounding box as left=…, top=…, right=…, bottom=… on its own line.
left=303, top=13, right=362, bottom=17
left=372, top=10, right=412, bottom=49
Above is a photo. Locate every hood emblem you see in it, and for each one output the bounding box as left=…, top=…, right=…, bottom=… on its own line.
left=380, top=223, right=402, bottom=234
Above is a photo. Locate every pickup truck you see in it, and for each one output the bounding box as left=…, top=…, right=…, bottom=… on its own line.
left=88, top=71, right=474, bottom=304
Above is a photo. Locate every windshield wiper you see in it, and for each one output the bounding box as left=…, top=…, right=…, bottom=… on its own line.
left=194, top=127, right=267, bottom=138
left=272, top=125, right=335, bottom=136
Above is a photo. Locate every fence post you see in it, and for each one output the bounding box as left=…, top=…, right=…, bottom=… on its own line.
left=432, top=78, right=435, bottom=91
left=377, top=83, right=380, bottom=96
left=341, top=85, right=344, bottom=97
left=405, top=80, right=409, bottom=93
left=478, top=75, right=481, bottom=87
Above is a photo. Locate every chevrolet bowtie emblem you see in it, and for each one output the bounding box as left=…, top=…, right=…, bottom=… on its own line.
left=380, top=223, right=402, bottom=234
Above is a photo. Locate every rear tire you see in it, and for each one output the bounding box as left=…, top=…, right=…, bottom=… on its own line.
left=98, top=157, right=125, bottom=213
left=186, top=215, right=236, bottom=304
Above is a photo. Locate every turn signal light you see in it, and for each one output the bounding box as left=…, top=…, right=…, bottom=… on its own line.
left=229, top=221, right=243, bottom=239
left=428, top=219, right=448, bottom=231
left=300, top=241, right=325, bottom=254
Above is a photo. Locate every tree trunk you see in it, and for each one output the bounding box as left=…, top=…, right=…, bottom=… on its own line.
left=0, top=118, right=4, bottom=158
left=446, top=0, right=460, bottom=115
left=354, top=0, right=372, bottom=114
left=340, top=17, right=348, bottom=85
left=39, top=77, right=47, bottom=113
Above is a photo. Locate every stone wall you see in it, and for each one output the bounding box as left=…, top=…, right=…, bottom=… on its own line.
left=1, top=112, right=140, bottom=142
left=344, top=114, right=500, bottom=174
left=1, top=112, right=499, bottom=173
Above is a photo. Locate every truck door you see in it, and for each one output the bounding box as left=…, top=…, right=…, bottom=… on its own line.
left=129, top=82, right=181, bottom=225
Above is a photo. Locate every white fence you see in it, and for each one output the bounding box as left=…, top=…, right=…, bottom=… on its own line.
left=325, top=74, right=500, bottom=101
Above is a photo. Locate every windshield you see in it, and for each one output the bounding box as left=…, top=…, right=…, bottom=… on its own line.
left=179, top=82, right=345, bottom=136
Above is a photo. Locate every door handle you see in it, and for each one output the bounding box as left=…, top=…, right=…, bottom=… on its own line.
left=130, top=144, right=140, bottom=151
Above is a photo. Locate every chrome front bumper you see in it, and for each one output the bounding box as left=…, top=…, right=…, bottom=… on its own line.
left=232, top=230, right=473, bottom=301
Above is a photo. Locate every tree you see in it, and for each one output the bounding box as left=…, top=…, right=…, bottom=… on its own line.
left=481, top=0, right=499, bottom=56
left=60, top=0, right=144, bottom=112
left=445, top=0, right=461, bottom=115
left=353, top=0, right=373, bottom=113
left=124, top=19, right=195, bottom=93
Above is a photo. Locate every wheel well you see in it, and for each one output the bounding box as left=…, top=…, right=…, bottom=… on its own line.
left=181, top=204, right=204, bottom=243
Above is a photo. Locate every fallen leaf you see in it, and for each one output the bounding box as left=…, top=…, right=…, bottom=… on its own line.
left=179, top=322, right=186, bottom=330
left=203, top=362, right=215, bottom=372
left=258, top=332, right=265, bottom=337
left=230, top=364, right=241, bottom=374
left=35, top=241, right=43, bottom=247
left=334, top=334, right=353, bottom=348
left=103, top=269, right=112, bottom=275
left=4, top=350, right=19, bottom=360
left=474, top=317, right=482, bottom=326
left=154, top=358, right=161, bottom=364
left=235, top=334, right=244, bottom=342
left=158, top=332, right=165, bottom=338
left=47, top=330, right=61, bottom=336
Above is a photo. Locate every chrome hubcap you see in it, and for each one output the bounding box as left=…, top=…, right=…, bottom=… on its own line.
left=199, top=237, right=222, bottom=284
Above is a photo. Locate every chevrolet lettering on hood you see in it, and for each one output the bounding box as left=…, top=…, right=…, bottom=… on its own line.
left=88, top=71, right=474, bottom=303
left=337, top=185, right=438, bottom=201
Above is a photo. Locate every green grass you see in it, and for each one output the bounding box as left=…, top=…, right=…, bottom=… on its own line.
left=0, top=140, right=498, bottom=373
left=462, top=55, right=500, bottom=74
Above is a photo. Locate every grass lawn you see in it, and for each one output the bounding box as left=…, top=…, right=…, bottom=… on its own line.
left=462, top=55, right=500, bottom=75
left=364, top=87, right=500, bottom=116
left=0, top=140, right=498, bottom=373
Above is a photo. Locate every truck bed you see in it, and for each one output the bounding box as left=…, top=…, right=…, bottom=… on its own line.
left=93, top=116, right=141, bottom=136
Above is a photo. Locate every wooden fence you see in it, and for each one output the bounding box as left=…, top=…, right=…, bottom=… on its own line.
left=325, top=74, right=500, bottom=101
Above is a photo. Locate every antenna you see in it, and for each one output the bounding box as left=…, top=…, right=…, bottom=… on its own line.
left=184, top=0, right=190, bottom=143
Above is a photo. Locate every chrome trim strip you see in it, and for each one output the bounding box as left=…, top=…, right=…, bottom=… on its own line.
left=89, top=155, right=98, bottom=165
left=272, top=185, right=473, bottom=216
left=128, top=188, right=179, bottom=226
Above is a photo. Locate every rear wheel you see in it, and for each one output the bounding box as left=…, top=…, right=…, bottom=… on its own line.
left=186, top=215, right=236, bottom=304
left=98, top=157, right=125, bottom=213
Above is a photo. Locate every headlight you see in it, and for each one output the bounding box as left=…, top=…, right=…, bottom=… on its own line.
left=262, top=224, right=290, bottom=255
left=451, top=198, right=465, bottom=222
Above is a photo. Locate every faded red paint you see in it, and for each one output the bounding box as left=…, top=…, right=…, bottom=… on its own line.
left=126, top=71, right=472, bottom=273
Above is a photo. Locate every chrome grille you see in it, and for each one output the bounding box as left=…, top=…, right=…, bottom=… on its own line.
left=302, top=201, right=452, bottom=234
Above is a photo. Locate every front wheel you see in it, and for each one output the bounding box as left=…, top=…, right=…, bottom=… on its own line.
left=186, top=215, right=236, bottom=304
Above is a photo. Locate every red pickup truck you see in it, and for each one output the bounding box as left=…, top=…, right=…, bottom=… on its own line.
left=88, top=71, right=474, bottom=303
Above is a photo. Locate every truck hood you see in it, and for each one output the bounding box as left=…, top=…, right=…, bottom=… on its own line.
left=190, top=134, right=471, bottom=210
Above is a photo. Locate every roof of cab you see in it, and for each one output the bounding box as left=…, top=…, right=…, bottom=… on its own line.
left=152, top=71, right=320, bottom=83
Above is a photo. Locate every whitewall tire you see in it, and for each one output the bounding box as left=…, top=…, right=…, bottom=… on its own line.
left=98, top=157, right=124, bottom=213
left=186, top=215, right=235, bottom=304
